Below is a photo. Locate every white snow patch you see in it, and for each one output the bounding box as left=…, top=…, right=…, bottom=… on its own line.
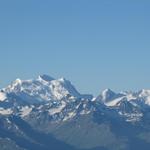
left=63, top=111, right=76, bottom=121
left=101, top=89, right=110, bottom=100
left=50, top=80, right=69, bottom=100
left=0, top=92, right=7, bottom=101
left=6, top=118, right=11, bottom=124
left=0, top=108, right=13, bottom=115
left=145, top=97, right=150, bottom=105
left=49, top=101, right=66, bottom=115
left=119, top=112, right=143, bottom=122
left=76, top=103, right=81, bottom=109
left=138, top=89, right=150, bottom=106
left=126, top=94, right=137, bottom=101
left=91, top=97, right=96, bottom=102
left=105, top=97, right=124, bottom=107
left=20, top=106, right=32, bottom=117
left=80, top=110, right=91, bottom=115
left=139, top=89, right=150, bottom=97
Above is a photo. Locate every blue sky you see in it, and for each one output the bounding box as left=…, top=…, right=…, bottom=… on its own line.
left=0, top=0, right=150, bottom=95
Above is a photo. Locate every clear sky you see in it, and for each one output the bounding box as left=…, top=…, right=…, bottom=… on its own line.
left=0, top=0, right=150, bottom=95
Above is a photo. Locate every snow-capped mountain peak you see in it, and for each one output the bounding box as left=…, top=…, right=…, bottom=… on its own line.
left=3, top=75, right=83, bottom=103
left=1, top=75, right=150, bottom=123
left=50, top=77, right=81, bottom=99
left=38, top=74, right=55, bottom=82
left=138, top=89, right=150, bottom=97
left=97, top=89, right=124, bottom=105
left=101, top=88, right=116, bottom=101
left=5, top=78, right=23, bottom=93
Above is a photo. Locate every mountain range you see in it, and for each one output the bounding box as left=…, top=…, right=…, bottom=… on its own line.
left=1, top=75, right=150, bottom=150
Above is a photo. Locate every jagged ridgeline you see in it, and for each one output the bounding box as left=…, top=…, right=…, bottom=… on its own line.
left=1, top=75, right=150, bottom=150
